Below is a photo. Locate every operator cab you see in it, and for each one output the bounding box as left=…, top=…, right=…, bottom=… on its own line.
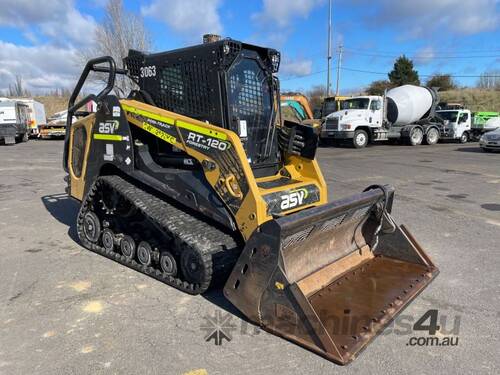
left=124, top=39, right=282, bottom=178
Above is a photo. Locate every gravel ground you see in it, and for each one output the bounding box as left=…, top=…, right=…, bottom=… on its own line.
left=0, top=140, right=499, bottom=375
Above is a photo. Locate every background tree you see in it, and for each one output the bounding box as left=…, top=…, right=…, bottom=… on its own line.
left=305, top=85, right=327, bottom=109
left=81, top=0, right=152, bottom=97
left=388, top=55, right=420, bottom=86
left=426, top=74, right=457, bottom=91
left=8, top=75, right=30, bottom=97
left=476, top=70, right=500, bottom=90
left=366, top=80, right=393, bottom=95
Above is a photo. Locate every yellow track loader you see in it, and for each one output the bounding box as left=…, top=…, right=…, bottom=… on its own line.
left=63, top=38, right=438, bottom=365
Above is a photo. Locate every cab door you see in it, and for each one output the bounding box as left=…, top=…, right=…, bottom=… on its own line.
left=68, top=116, right=94, bottom=201
left=457, top=112, right=471, bottom=136
left=369, top=99, right=383, bottom=127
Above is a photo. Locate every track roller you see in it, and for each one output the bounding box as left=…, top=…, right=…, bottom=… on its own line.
left=137, top=241, right=153, bottom=266
left=160, top=251, right=178, bottom=276
left=83, top=211, right=101, bottom=243
left=101, top=228, right=115, bottom=252
left=120, top=235, right=136, bottom=260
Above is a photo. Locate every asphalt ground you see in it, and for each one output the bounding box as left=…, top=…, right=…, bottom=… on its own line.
left=0, top=139, right=499, bottom=374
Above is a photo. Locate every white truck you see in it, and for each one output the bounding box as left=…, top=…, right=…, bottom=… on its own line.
left=15, top=99, right=47, bottom=136
left=321, top=85, right=443, bottom=148
left=435, top=109, right=472, bottom=143
left=0, top=98, right=30, bottom=144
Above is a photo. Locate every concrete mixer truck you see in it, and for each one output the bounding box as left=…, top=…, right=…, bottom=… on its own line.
left=321, top=85, right=443, bottom=148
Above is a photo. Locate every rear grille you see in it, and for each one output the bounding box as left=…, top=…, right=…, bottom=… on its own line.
left=325, top=118, right=339, bottom=131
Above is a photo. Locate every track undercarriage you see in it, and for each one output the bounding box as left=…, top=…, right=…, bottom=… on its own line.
left=78, top=175, right=240, bottom=294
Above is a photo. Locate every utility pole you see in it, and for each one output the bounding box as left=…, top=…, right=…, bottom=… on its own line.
left=335, top=44, right=343, bottom=96
left=326, top=0, right=332, bottom=97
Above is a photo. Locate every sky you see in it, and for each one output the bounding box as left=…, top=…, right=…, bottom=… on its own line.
left=0, top=0, right=499, bottom=95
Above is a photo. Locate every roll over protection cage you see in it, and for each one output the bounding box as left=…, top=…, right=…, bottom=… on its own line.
left=63, top=56, right=127, bottom=172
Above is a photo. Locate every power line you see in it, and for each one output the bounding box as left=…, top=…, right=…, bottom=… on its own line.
left=343, top=46, right=500, bottom=56
left=291, top=46, right=500, bottom=62
left=342, top=48, right=500, bottom=59
left=280, top=66, right=500, bottom=81
left=339, top=67, right=500, bottom=78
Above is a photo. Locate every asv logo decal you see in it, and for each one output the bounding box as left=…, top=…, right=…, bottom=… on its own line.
left=98, top=121, right=119, bottom=134
left=280, top=189, right=308, bottom=211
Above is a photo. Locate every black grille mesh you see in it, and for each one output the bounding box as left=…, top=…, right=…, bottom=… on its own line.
left=124, top=50, right=144, bottom=83
left=157, top=61, right=213, bottom=119
left=229, top=69, right=264, bottom=117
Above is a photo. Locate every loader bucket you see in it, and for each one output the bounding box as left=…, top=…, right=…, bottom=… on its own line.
left=224, top=186, right=438, bottom=365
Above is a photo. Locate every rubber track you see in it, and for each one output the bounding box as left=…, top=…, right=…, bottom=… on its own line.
left=77, top=175, right=240, bottom=295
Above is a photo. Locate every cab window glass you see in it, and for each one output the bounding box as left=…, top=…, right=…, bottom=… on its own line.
left=71, top=126, right=87, bottom=177
left=370, top=100, right=381, bottom=110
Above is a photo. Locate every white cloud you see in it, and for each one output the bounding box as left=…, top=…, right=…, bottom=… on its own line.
left=252, top=0, right=325, bottom=28
left=0, top=0, right=96, bottom=46
left=249, top=0, right=325, bottom=49
left=141, top=0, right=222, bottom=42
left=280, top=58, right=313, bottom=77
left=355, top=0, right=500, bottom=37
left=413, top=46, right=435, bottom=65
left=0, top=41, right=80, bottom=93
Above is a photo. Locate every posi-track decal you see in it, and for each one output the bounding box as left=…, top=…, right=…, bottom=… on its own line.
left=141, top=122, right=177, bottom=145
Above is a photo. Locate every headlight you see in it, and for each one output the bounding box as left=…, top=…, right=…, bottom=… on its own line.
left=480, top=135, right=487, bottom=143
left=342, top=124, right=352, bottom=130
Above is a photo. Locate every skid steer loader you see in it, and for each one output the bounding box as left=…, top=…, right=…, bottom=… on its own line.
left=63, top=38, right=438, bottom=365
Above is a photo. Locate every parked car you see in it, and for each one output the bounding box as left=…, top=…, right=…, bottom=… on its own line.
left=479, top=128, right=500, bottom=152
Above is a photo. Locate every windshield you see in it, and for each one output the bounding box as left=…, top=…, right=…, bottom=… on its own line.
left=323, top=100, right=340, bottom=116
left=227, top=54, right=277, bottom=168
left=281, top=105, right=303, bottom=123
left=342, top=98, right=370, bottom=110
left=437, top=111, right=458, bottom=122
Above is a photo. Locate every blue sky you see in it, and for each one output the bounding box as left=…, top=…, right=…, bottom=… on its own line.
left=1, top=0, right=499, bottom=94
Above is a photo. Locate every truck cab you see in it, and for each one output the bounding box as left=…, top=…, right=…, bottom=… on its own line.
left=321, top=96, right=384, bottom=148
left=436, top=109, right=472, bottom=143
left=317, top=95, right=350, bottom=119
